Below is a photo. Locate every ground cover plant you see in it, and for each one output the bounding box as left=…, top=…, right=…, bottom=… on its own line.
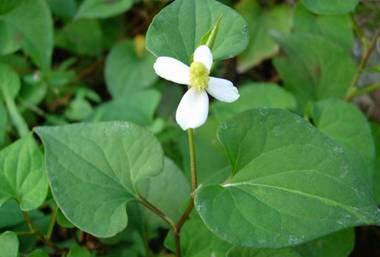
left=0, top=0, right=380, bottom=256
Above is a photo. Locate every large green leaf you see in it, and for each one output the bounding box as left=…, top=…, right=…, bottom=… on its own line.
left=0, top=134, right=48, bottom=211
left=212, top=83, right=296, bottom=122
left=56, top=19, right=102, bottom=56
left=293, top=4, right=353, bottom=51
left=0, top=231, right=18, bottom=257
left=35, top=122, right=164, bottom=237
left=274, top=33, right=356, bottom=110
left=195, top=109, right=379, bottom=248
left=90, top=89, right=161, bottom=126
left=301, top=0, right=358, bottom=15
left=310, top=99, right=375, bottom=174
left=105, top=40, right=157, bottom=97
left=146, top=0, right=248, bottom=64
left=236, top=0, right=292, bottom=72
left=0, top=0, right=53, bottom=69
left=76, top=0, right=133, bottom=19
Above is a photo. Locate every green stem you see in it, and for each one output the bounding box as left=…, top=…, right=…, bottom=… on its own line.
left=173, top=128, right=198, bottom=257
left=345, top=29, right=380, bottom=100
left=138, top=195, right=176, bottom=229
left=47, top=206, right=58, bottom=239
left=347, top=82, right=380, bottom=99
left=187, top=129, right=197, bottom=192
left=22, top=211, right=60, bottom=251
left=4, top=95, right=29, bottom=137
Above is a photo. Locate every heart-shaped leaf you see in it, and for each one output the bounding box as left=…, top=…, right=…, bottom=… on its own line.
left=0, top=134, right=48, bottom=211
left=146, top=0, right=248, bottom=64
left=195, top=108, right=379, bottom=248
left=35, top=122, right=164, bottom=237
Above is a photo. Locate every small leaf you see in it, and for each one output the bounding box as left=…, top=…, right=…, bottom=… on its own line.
left=67, top=246, right=91, bottom=257
left=301, top=0, right=358, bottom=15
left=35, top=122, right=164, bottom=237
left=56, top=19, right=102, bottom=56
left=90, top=89, right=161, bottom=126
left=195, top=109, right=380, bottom=248
left=293, top=4, right=353, bottom=51
left=0, top=0, right=53, bottom=69
left=0, top=134, right=48, bottom=211
left=274, top=33, right=356, bottom=110
left=76, top=0, right=133, bottom=19
left=0, top=231, right=18, bottom=257
left=0, top=63, right=20, bottom=99
left=0, top=201, right=24, bottom=228
left=212, top=83, right=296, bottom=122
left=166, top=218, right=232, bottom=256
left=105, top=40, right=157, bottom=97
left=28, top=249, right=49, bottom=257
left=146, top=0, right=248, bottom=64
left=236, top=0, right=292, bottom=71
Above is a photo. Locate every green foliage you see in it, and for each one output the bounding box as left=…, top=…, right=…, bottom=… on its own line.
left=105, top=39, right=157, bottom=97
left=301, top=0, right=359, bottom=15
left=0, top=231, right=18, bottom=257
left=0, top=0, right=379, bottom=256
left=56, top=19, right=103, bottom=56
left=76, top=0, right=134, bottom=19
left=35, top=122, right=164, bottom=237
left=236, top=0, right=292, bottom=72
left=0, top=134, right=48, bottom=211
left=212, top=83, right=296, bottom=121
left=195, top=109, right=379, bottom=248
left=146, top=0, right=248, bottom=63
left=0, top=0, right=53, bottom=69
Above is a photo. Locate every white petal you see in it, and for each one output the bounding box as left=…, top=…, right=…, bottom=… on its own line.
left=207, top=77, right=240, bottom=103
left=153, top=57, right=190, bottom=85
left=176, top=88, right=209, bottom=130
left=193, top=45, right=213, bottom=71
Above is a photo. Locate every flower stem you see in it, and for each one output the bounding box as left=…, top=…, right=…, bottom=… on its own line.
left=4, top=94, right=29, bottom=137
left=173, top=128, right=199, bottom=257
left=187, top=128, right=197, bottom=191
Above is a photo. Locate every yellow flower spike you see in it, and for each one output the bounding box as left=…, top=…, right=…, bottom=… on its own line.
left=189, top=62, right=209, bottom=91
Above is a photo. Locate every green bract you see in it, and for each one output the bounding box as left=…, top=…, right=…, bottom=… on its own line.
left=35, top=122, right=164, bottom=237
left=146, top=0, right=249, bottom=63
left=195, top=108, right=379, bottom=248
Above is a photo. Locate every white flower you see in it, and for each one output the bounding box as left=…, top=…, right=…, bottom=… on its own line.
left=153, top=45, right=240, bottom=130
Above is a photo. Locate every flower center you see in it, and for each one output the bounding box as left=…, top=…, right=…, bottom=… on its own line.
left=189, top=62, right=209, bottom=91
